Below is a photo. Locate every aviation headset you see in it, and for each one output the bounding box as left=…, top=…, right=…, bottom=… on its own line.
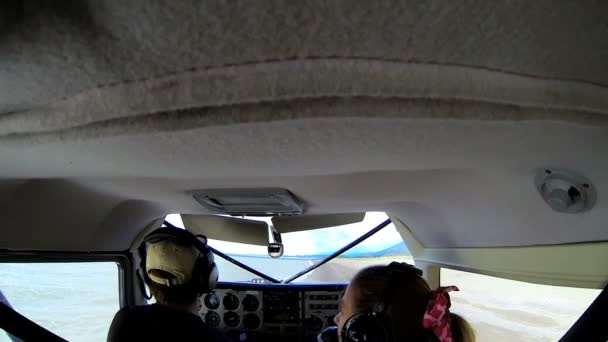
left=341, top=262, right=425, bottom=342
left=138, top=227, right=219, bottom=296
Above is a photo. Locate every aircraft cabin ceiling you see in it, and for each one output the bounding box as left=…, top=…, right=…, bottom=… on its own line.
left=0, top=1, right=607, bottom=289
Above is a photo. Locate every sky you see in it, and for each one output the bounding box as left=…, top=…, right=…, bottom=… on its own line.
left=166, top=212, right=406, bottom=256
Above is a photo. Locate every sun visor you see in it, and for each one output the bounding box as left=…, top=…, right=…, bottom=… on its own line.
left=181, top=215, right=269, bottom=246
left=272, top=213, right=366, bottom=233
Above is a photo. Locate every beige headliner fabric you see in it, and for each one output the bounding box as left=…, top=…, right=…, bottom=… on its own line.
left=0, top=1, right=607, bottom=258
left=1, top=62, right=607, bottom=144
left=2, top=1, right=607, bottom=114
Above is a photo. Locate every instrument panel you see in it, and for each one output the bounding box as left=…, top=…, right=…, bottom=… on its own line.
left=199, top=283, right=345, bottom=341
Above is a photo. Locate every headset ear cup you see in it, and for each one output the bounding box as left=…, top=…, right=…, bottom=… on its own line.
left=137, top=242, right=152, bottom=299
left=194, top=250, right=218, bottom=293
left=343, top=314, right=365, bottom=342
left=192, top=234, right=218, bottom=293
left=203, top=248, right=218, bottom=292
left=194, top=258, right=209, bottom=293
left=343, top=313, right=388, bottom=342
left=207, top=262, right=218, bottom=291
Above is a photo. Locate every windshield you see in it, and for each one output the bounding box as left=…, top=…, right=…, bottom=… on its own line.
left=166, top=212, right=413, bottom=283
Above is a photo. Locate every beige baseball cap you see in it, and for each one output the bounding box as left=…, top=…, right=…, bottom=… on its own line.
left=146, top=239, right=201, bottom=286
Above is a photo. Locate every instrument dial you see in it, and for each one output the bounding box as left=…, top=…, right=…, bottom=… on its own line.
left=223, top=311, right=241, bottom=328
left=204, top=311, right=221, bottom=328
left=204, top=293, right=220, bottom=310
left=223, top=293, right=240, bottom=310
left=242, top=294, right=260, bottom=311
left=243, top=313, right=261, bottom=330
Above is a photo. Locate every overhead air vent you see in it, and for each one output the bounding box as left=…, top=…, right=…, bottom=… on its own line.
left=191, top=188, right=304, bottom=216
left=535, top=169, right=596, bottom=213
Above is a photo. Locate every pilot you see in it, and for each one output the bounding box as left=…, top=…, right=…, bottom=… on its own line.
left=320, top=262, right=474, bottom=342
left=108, top=227, right=229, bottom=341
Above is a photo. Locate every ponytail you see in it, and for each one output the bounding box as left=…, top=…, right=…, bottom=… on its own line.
left=449, top=313, right=475, bottom=342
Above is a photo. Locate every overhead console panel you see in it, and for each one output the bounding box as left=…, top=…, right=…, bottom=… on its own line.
left=191, top=188, right=304, bottom=216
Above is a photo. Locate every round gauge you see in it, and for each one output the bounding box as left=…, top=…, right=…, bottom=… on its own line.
left=222, top=293, right=240, bottom=311
left=242, top=294, right=260, bottom=311
left=243, top=313, right=261, bottom=330
left=223, top=311, right=241, bottom=328
left=204, top=293, right=220, bottom=310
left=204, top=311, right=221, bottom=328
left=305, top=315, right=323, bottom=333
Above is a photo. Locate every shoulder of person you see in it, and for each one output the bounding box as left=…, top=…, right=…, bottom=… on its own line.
left=204, top=327, right=232, bottom=342
left=107, top=306, right=140, bottom=341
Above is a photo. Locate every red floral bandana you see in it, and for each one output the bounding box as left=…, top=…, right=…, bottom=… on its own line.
left=422, top=286, right=459, bottom=342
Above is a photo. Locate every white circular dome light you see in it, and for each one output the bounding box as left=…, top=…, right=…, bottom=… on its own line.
left=535, top=169, right=596, bottom=213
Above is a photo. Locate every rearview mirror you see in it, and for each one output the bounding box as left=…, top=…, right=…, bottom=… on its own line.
left=268, top=243, right=284, bottom=258
left=268, top=225, right=284, bottom=258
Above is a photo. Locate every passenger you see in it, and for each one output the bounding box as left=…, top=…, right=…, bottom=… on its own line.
left=325, top=262, right=474, bottom=342
left=107, top=228, right=229, bottom=342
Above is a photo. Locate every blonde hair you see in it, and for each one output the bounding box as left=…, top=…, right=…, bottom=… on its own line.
left=450, top=313, right=475, bottom=342
left=351, top=264, right=475, bottom=342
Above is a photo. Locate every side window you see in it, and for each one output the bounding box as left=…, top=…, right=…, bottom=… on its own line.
left=0, top=262, right=120, bottom=342
left=441, top=268, right=601, bottom=341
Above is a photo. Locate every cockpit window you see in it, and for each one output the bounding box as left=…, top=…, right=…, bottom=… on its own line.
left=289, top=222, right=414, bottom=283
left=0, top=262, right=119, bottom=342
left=165, top=212, right=412, bottom=283
left=441, top=268, right=602, bottom=341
